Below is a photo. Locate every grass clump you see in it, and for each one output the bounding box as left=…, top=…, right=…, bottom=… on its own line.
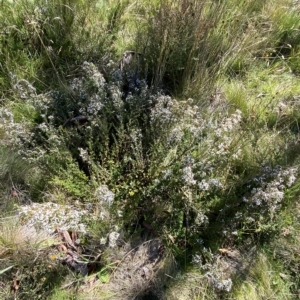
left=136, top=0, right=232, bottom=99
left=231, top=253, right=293, bottom=300
left=0, top=218, right=68, bottom=299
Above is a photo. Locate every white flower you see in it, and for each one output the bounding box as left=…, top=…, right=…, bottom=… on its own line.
left=198, top=180, right=210, bottom=191
left=100, top=237, right=106, bottom=245
left=182, top=166, right=196, bottom=185
left=95, top=185, right=115, bottom=207
left=78, top=147, right=89, bottom=162
left=86, top=94, right=104, bottom=115
left=18, top=202, right=90, bottom=234
left=192, top=253, right=202, bottom=265
left=108, top=231, right=120, bottom=248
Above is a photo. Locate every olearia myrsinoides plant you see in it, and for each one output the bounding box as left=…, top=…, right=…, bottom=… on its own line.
left=2, top=59, right=297, bottom=256
left=216, top=165, right=299, bottom=242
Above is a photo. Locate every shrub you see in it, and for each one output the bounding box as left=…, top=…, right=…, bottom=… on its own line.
left=2, top=0, right=300, bottom=297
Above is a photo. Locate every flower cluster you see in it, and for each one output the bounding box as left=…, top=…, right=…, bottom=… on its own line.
left=12, top=77, right=37, bottom=100
left=166, top=99, right=206, bottom=145
left=243, top=166, right=298, bottom=212
left=150, top=95, right=175, bottom=125
left=95, top=185, right=115, bottom=207
left=198, top=178, right=223, bottom=191
left=221, top=165, right=300, bottom=236
left=206, top=275, right=233, bottom=292
left=82, top=61, right=106, bottom=89
left=85, top=94, right=104, bottom=115
left=107, top=84, right=124, bottom=109
left=129, top=128, right=143, bottom=144
left=167, top=125, right=185, bottom=144
left=192, top=249, right=233, bottom=293
left=164, top=107, right=243, bottom=196
left=19, top=202, right=93, bottom=234
left=182, top=165, right=197, bottom=186
left=209, top=110, right=243, bottom=160
left=216, top=109, right=242, bottom=136
left=68, top=63, right=107, bottom=116
left=108, top=230, right=122, bottom=248
left=0, top=107, right=31, bottom=148
left=78, top=147, right=89, bottom=162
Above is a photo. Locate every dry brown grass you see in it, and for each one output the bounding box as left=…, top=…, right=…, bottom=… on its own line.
left=78, top=238, right=176, bottom=300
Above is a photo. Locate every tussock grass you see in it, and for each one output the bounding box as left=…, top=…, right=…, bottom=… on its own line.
left=136, top=0, right=232, bottom=100
left=0, top=218, right=65, bottom=299
left=0, top=147, right=44, bottom=214
left=0, top=217, right=57, bottom=260
left=231, top=253, right=293, bottom=300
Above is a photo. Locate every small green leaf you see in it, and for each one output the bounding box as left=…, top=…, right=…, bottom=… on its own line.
left=98, top=271, right=109, bottom=283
